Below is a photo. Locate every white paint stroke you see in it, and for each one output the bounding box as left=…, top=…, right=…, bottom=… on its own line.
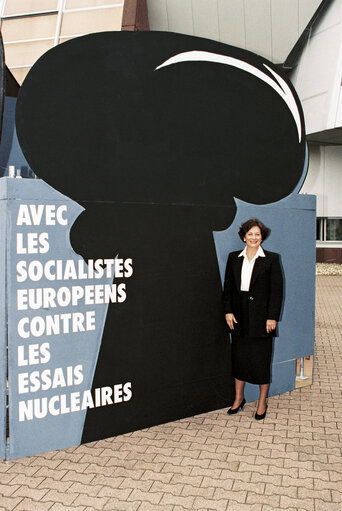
left=155, top=50, right=302, bottom=142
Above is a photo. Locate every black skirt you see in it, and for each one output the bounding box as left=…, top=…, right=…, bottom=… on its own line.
left=231, top=291, right=273, bottom=385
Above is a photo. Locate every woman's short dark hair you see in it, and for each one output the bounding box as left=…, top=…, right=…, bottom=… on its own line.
left=238, top=218, right=270, bottom=242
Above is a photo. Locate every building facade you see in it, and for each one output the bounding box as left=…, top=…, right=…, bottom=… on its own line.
left=0, top=0, right=341, bottom=260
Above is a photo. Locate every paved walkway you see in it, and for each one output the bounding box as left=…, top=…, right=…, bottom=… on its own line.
left=1, top=275, right=341, bottom=511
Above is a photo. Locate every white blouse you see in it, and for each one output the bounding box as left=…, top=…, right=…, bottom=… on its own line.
left=239, top=245, right=265, bottom=291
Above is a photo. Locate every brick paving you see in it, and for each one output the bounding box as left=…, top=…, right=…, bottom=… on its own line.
left=0, top=275, right=341, bottom=511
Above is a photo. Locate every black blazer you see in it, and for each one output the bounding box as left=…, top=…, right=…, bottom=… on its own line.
left=223, top=249, right=283, bottom=338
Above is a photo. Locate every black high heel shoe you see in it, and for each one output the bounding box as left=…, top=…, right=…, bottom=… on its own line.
left=255, top=404, right=268, bottom=420
left=227, top=398, right=246, bottom=415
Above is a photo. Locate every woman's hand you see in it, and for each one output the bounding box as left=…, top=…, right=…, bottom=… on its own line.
left=266, top=319, right=277, bottom=333
left=225, top=313, right=237, bottom=330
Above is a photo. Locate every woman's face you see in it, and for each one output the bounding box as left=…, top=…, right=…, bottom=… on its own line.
left=244, top=225, right=262, bottom=249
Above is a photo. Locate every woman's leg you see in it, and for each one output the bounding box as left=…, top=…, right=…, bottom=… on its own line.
left=257, top=383, right=269, bottom=414
left=232, top=378, right=245, bottom=408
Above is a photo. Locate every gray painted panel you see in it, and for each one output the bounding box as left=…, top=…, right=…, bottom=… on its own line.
left=271, top=0, right=299, bottom=63
left=245, top=359, right=297, bottom=402
left=291, top=17, right=340, bottom=134
left=304, top=26, right=340, bottom=97
left=300, top=94, right=330, bottom=135
left=146, top=0, right=169, bottom=31
left=192, top=0, right=220, bottom=40
left=166, top=0, right=194, bottom=35
left=214, top=192, right=316, bottom=401
left=0, top=97, right=34, bottom=178
left=335, top=86, right=342, bottom=127
left=4, top=178, right=111, bottom=459
left=299, top=0, right=323, bottom=33
left=217, top=0, right=246, bottom=48
left=314, top=0, right=341, bottom=33
left=244, top=0, right=272, bottom=60
left=0, top=200, right=6, bottom=460
left=0, top=176, right=70, bottom=201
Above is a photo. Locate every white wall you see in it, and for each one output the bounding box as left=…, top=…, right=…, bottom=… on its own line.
left=146, top=0, right=322, bottom=63
left=291, top=0, right=342, bottom=134
left=324, top=146, right=342, bottom=216
left=301, top=144, right=342, bottom=217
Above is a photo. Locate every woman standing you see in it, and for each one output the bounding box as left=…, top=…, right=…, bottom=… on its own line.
left=223, top=218, right=283, bottom=420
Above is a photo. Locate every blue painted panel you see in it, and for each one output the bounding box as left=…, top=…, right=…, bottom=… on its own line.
left=270, top=359, right=297, bottom=396
left=214, top=192, right=316, bottom=398
left=0, top=97, right=33, bottom=178
left=2, top=178, right=110, bottom=458
left=244, top=359, right=296, bottom=402
left=0, top=199, right=7, bottom=460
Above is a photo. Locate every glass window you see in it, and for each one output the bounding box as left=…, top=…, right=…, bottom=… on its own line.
left=60, top=7, right=123, bottom=36
left=316, top=218, right=323, bottom=241
left=1, top=14, right=58, bottom=42
left=10, top=67, right=31, bottom=85
left=326, top=218, right=342, bottom=241
left=58, top=36, right=75, bottom=43
left=3, top=0, right=58, bottom=16
left=65, top=0, right=122, bottom=8
left=4, top=39, right=54, bottom=67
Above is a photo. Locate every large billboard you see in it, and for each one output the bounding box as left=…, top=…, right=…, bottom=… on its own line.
left=0, top=32, right=313, bottom=458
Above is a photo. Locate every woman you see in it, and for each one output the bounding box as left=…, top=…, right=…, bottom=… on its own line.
left=223, top=218, right=283, bottom=420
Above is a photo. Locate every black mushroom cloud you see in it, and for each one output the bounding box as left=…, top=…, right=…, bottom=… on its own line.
left=16, top=32, right=306, bottom=442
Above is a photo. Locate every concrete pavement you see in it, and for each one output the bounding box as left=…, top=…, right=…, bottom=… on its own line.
left=0, top=275, right=341, bottom=511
